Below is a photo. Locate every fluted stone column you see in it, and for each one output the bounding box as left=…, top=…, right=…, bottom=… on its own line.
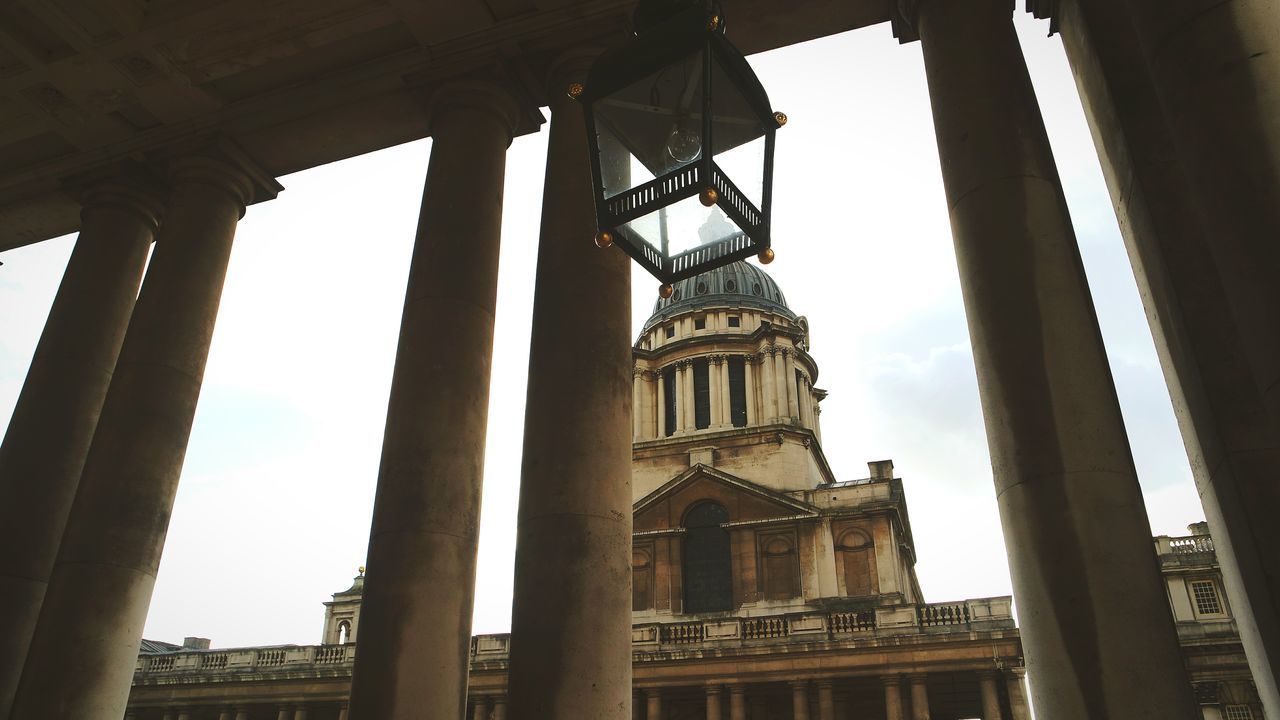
left=883, top=677, right=905, bottom=720
left=683, top=361, right=696, bottom=429
left=675, top=362, right=688, bottom=432
left=1005, top=669, right=1030, bottom=720
left=790, top=681, right=810, bottom=720
left=646, top=689, right=663, bottom=720
left=978, top=673, right=1002, bottom=720
left=0, top=175, right=161, bottom=716
left=719, top=357, right=732, bottom=427
left=11, top=148, right=278, bottom=720
left=761, top=351, right=777, bottom=421
left=506, top=51, right=632, bottom=720
left=783, top=349, right=799, bottom=420
left=816, top=681, right=834, bottom=720
left=658, top=369, right=668, bottom=437
left=906, top=0, right=1199, bottom=716
left=729, top=685, right=747, bottom=720
left=634, top=369, right=645, bottom=439
left=744, top=359, right=757, bottom=425
left=710, top=357, right=724, bottom=427
left=706, top=686, right=723, bottom=720
left=1055, top=1, right=1280, bottom=712
left=345, top=81, right=520, bottom=720
left=907, top=675, right=930, bottom=720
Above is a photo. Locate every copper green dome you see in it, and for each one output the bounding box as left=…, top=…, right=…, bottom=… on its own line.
left=643, top=261, right=794, bottom=332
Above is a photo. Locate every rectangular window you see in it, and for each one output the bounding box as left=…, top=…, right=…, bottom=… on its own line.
left=728, top=356, right=747, bottom=427
left=728, top=315, right=740, bottom=328
left=1225, top=706, right=1254, bottom=720
left=694, top=317, right=706, bottom=330
left=693, top=358, right=711, bottom=429
left=1191, top=580, right=1223, bottom=615
left=663, top=371, right=677, bottom=437
left=665, top=325, right=675, bottom=339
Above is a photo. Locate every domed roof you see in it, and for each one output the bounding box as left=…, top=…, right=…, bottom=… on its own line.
left=643, top=261, right=794, bottom=332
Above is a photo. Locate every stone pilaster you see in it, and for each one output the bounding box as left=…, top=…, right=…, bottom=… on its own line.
left=883, top=676, right=904, bottom=720
left=908, top=0, right=1199, bottom=715
left=705, top=685, right=722, bottom=720
left=817, top=680, right=834, bottom=720
left=729, top=685, right=747, bottom=720
left=978, top=672, right=1003, bottom=719
left=790, top=681, right=810, bottom=720
left=10, top=145, right=279, bottom=720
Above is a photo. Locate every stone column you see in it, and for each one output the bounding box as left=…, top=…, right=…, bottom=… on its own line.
left=772, top=348, right=789, bottom=421
left=783, top=349, right=800, bottom=420
left=505, top=51, right=632, bottom=720
left=719, top=357, right=732, bottom=427
left=675, top=362, right=688, bottom=432
left=346, top=81, right=520, bottom=720
left=744, top=358, right=757, bottom=425
left=658, top=369, right=668, bottom=437
left=883, top=677, right=904, bottom=720
left=472, top=696, right=490, bottom=720
left=276, top=706, right=290, bottom=720
left=292, top=706, right=308, bottom=720
left=10, top=147, right=277, bottom=720
left=236, top=707, right=251, bottom=720
left=634, top=369, right=645, bottom=439
left=683, top=361, right=696, bottom=429
left=978, top=672, right=1002, bottom=720
left=646, top=689, right=663, bottom=720
left=0, top=174, right=161, bottom=715
left=729, top=686, right=747, bottom=720
left=178, top=711, right=194, bottom=720
left=706, top=686, right=723, bottom=720
left=907, top=675, right=930, bottom=720
left=906, top=0, right=1199, bottom=716
left=162, top=712, right=175, bottom=720
left=1005, top=669, right=1029, bottom=720
left=790, top=681, right=810, bottom=720
left=217, top=710, right=232, bottom=720
left=760, top=351, right=777, bottom=421
left=1056, top=1, right=1280, bottom=712
left=492, top=696, right=507, bottom=720
left=336, top=705, right=348, bottom=720
left=816, top=681, right=834, bottom=720
left=710, top=357, right=724, bottom=427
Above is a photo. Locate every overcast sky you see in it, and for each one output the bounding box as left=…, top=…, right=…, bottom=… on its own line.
left=0, top=13, right=1204, bottom=648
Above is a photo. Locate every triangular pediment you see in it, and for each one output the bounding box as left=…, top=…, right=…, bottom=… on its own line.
left=633, top=464, right=819, bottom=532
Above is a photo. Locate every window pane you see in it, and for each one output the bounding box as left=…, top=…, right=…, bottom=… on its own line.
left=663, top=371, right=677, bottom=437
left=1191, top=580, right=1223, bottom=614
left=683, top=502, right=733, bottom=613
left=693, top=358, right=710, bottom=429
left=728, top=356, right=747, bottom=427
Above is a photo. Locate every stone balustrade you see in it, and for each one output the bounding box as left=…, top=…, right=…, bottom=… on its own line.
left=134, top=597, right=1015, bottom=681
left=1154, top=534, right=1218, bottom=567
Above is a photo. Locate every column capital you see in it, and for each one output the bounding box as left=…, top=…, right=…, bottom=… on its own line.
left=907, top=672, right=929, bottom=682
left=789, top=680, right=810, bottom=690
left=164, top=139, right=282, bottom=217
left=545, top=46, right=605, bottom=98
left=1006, top=666, right=1027, bottom=679
left=816, top=679, right=834, bottom=689
left=881, top=675, right=903, bottom=687
left=891, top=0, right=1014, bottom=43
left=728, top=684, right=746, bottom=695
left=425, top=80, right=525, bottom=145
left=61, top=162, right=167, bottom=230
left=645, top=687, right=663, bottom=698
left=705, top=684, right=723, bottom=695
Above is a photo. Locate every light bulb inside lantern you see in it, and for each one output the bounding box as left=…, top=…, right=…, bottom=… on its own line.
left=665, top=125, right=701, bottom=166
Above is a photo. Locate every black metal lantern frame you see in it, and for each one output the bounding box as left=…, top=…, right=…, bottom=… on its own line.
left=578, top=1, right=782, bottom=285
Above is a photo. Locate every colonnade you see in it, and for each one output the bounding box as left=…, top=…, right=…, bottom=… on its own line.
left=637, top=343, right=815, bottom=441
left=626, top=671, right=1030, bottom=720
left=0, top=0, right=1277, bottom=718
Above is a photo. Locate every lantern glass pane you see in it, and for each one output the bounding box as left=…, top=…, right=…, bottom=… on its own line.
left=709, top=51, right=768, bottom=208
left=594, top=49, right=706, bottom=189
left=617, top=194, right=745, bottom=260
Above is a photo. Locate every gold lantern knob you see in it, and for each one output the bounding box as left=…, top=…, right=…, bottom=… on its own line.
left=707, top=15, right=720, bottom=30
left=358, top=566, right=366, bottom=575
left=594, top=230, right=614, bottom=248
left=699, top=187, right=718, bottom=207
left=758, top=247, right=775, bottom=264
left=659, top=284, right=674, bottom=299
left=567, top=82, right=584, bottom=99
left=774, top=111, right=788, bottom=127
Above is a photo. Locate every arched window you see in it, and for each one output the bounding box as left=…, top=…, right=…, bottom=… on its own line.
left=837, top=529, right=878, bottom=597
left=759, top=533, right=800, bottom=600
left=633, top=548, right=654, bottom=611
left=682, top=502, right=733, bottom=613
left=337, top=620, right=351, bottom=645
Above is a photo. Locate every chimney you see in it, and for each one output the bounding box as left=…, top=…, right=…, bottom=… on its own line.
left=182, top=637, right=211, bottom=650
left=868, top=459, right=894, bottom=481
left=1187, top=521, right=1210, bottom=536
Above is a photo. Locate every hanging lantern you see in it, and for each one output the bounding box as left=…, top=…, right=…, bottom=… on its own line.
left=577, top=0, right=783, bottom=286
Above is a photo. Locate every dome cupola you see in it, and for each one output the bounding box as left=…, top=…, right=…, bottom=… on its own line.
left=643, top=261, right=794, bottom=333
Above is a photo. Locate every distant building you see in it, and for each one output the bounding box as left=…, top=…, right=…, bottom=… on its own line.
left=128, top=263, right=1247, bottom=720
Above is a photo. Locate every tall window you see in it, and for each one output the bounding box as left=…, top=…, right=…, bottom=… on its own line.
left=727, top=356, right=747, bottom=427
left=663, top=371, right=676, bottom=437
left=683, top=502, right=733, bottom=613
left=1225, top=706, right=1255, bottom=720
left=759, top=533, right=799, bottom=600
left=337, top=621, right=351, bottom=644
left=837, top=530, right=878, bottom=597
left=633, top=548, right=654, bottom=611
left=1191, top=580, right=1224, bottom=615
left=693, top=358, right=711, bottom=429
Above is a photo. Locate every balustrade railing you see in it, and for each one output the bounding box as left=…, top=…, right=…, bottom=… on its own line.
left=917, top=602, right=971, bottom=627
left=660, top=621, right=705, bottom=644
left=829, top=610, right=875, bottom=633
left=742, top=616, right=788, bottom=639
left=1169, top=535, right=1215, bottom=555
